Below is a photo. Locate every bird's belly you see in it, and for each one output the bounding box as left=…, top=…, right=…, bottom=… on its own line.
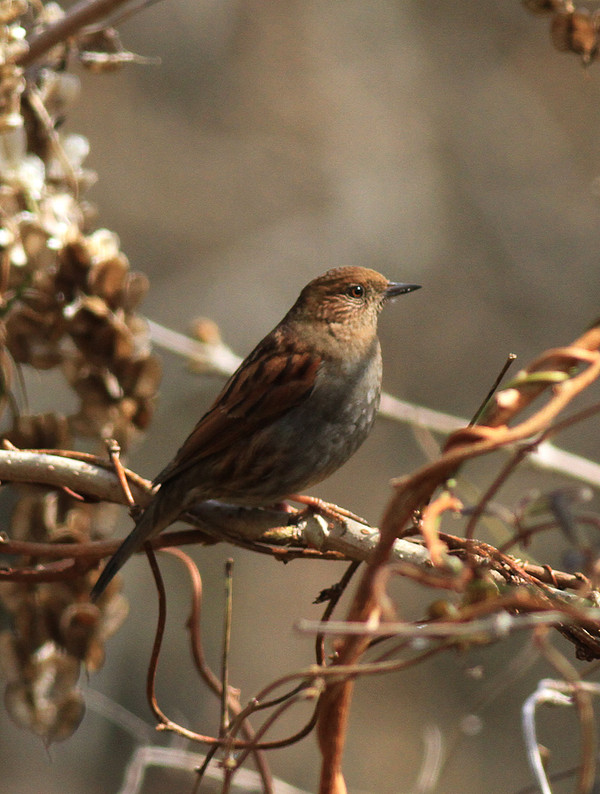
left=214, top=373, right=381, bottom=504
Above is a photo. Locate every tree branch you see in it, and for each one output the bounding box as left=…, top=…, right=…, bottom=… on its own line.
left=0, top=448, right=150, bottom=505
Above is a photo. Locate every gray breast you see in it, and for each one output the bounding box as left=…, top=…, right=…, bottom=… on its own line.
left=226, top=341, right=383, bottom=502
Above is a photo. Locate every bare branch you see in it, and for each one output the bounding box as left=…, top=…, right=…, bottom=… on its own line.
left=18, top=0, right=135, bottom=68
left=0, top=448, right=150, bottom=504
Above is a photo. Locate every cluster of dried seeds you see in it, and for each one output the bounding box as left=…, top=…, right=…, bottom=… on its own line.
left=0, top=1, right=160, bottom=742
left=523, top=0, right=600, bottom=65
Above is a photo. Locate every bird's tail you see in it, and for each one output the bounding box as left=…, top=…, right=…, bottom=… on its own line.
left=90, top=489, right=177, bottom=602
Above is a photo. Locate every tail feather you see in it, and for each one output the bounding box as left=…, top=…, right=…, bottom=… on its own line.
left=90, top=490, right=177, bottom=602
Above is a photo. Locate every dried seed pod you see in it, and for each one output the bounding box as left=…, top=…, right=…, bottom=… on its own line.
left=8, top=486, right=87, bottom=545
left=71, top=368, right=123, bottom=404
left=0, top=630, right=20, bottom=680
left=551, top=9, right=600, bottom=64
left=9, top=489, right=50, bottom=541
left=87, top=252, right=128, bottom=307
left=0, top=581, right=29, bottom=614
left=38, top=192, right=83, bottom=242
left=78, top=199, right=98, bottom=232
left=127, top=313, right=152, bottom=357
left=4, top=411, right=71, bottom=449
left=121, top=270, right=149, bottom=312
left=18, top=214, right=54, bottom=270
left=96, top=592, right=129, bottom=642
left=6, top=276, right=66, bottom=346
left=5, top=309, right=65, bottom=368
left=56, top=250, right=91, bottom=302
left=36, top=70, right=81, bottom=123
left=0, top=0, right=28, bottom=24
left=55, top=502, right=95, bottom=542
left=86, top=227, right=121, bottom=262
left=46, top=133, right=92, bottom=185
left=59, top=602, right=101, bottom=662
left=0, top=184, right=20, bottom=217
left=132, top=396, right=155, bottom=430
left=116, top=353, right=162, bottom=399
left=70, top=400, right=123, bottom=442
left=191, top=316, right=222, bottom=345
left=0, top=70, right=25, bottom=134
left=64, top=295, right=135, bottom=364
left=0, top=0, right=161, bottom=746
left=4, top=641, right=85, bottom=742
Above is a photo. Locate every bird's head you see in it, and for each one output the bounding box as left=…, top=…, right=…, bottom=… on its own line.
left=286, top=266, right=420, bottom=342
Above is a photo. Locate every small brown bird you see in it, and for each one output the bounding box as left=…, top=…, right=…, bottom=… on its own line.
left=90, top=267, right=420, bottom=600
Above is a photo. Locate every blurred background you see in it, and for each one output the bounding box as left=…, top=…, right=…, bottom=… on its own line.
left=3, top=1, right=600, bottom=792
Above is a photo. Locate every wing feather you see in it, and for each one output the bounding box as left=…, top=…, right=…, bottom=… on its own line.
left=155, top=337, right=321, bottom=487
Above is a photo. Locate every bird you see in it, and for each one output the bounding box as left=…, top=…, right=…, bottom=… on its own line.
left=90, top=267, right=420, bottom=601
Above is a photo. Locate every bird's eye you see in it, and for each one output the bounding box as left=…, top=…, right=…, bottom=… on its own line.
left=345, top=284, right=365, bottom=299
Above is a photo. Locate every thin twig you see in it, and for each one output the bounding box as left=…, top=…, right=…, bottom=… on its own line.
left=465, top=401, right=600, bottom=540
left=193, top=747, right=220, bottom=794
left=18, top=0, right=135, bottom=68
left=144, top=544, right=318, bottom=754
left=220, top=559, right=234, bottom=738
left=498, top=511, right=600, bottom=555
left=469, top=352, right=517, bottom=426
left=145, top=544, right=171, bottom=728
left=162, top=548, right=273, bottom=793
left=105, top=438, right=135, bottom=507
left=315, top=561, right=361, bottom=665
left=227, top=686, right=322, bottom=774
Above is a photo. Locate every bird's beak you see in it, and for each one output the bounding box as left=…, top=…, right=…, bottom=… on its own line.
left=385, top=282, right=421, bottom=299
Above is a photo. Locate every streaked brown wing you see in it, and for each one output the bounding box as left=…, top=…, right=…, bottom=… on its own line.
left=155, top=339, right=321, bottom=487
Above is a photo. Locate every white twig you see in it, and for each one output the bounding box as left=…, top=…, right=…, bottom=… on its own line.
left=378, top=392, right=464, bottom=434
left=85, top=688, right=155, bottom=743
left=147, top=318, right=242, bottom=377
left=0, top=449, right=150, bottom=505
left=522, top=680, right=578, bottom=794
left=413, top=725, right=444, bottom=794
left=532, top=441, right=600, bottom=486
left=296, top=611, right=581, bottom=640
left=118, top=745, right=311, bottom=794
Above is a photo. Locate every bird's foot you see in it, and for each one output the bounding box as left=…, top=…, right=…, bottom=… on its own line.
left=287, top=494, right=369, bottom=526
